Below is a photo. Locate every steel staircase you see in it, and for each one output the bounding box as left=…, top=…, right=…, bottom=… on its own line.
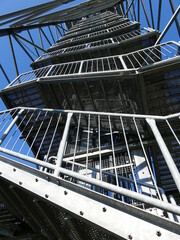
left=0, top=8, right=180, bottom=240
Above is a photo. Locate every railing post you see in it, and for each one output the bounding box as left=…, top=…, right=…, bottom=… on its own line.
left=146, top=118, right=180, bottom=193
left=54, top=112, right=73, bottom=176
left=45, top=65, right=54, bottom=76
left=119, top=56, right=128, bottom=70
left=78, top=61, right=83, bottom=74
left=169, top=195, right=180, bottom=222
left=0, top=109, right=24, bottom=145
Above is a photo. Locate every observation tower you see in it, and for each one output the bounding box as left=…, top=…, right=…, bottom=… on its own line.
left=0, top=1, right=180, bottom=239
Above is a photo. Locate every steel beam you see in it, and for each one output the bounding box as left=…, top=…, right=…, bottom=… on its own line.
left=0, top=64, right=10, bottom=84
left=0, top=158, right=180, bottom=240
left=169, top=0, right=180, bottom=37
left=8, top=34, right=19, bottom=77
left=12, top=34, right=34, bottom=62
left=157, top=0, right=162, bottom=30
left=146, top=118, right=180, bottom=192
left=54, top=112, right=73, bottom=176
left=14, top=32, right=48, bottom=53
left=155, top=5, right=180, bottom=44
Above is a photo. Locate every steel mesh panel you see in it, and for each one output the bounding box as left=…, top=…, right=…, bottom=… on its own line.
left=145, top=68, right=180, bottom=115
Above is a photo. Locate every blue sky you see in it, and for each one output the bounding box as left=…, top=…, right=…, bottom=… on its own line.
left=0, top=0, right=179, bottom=111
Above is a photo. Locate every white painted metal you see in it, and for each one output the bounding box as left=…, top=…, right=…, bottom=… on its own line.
left=0, top=158, right=180, bottom=240
left=0, top=107, right=179, bottom=219
left=55, top=112, right=73, bottom=176
left=5, top=41, right=180, bottom=88
left=146, top=118, right=180, bottom=193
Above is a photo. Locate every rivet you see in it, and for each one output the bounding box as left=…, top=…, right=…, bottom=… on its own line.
left=35, top=178, right=38, bottom=182
left=80, top=211, right=84, bottom=216
left=13, top=168, right=16, bottom=172
left=102, top=207, right=107, bottom=212
left=19, top=182, right=22, bottom=185
left=45, top=194, right=49, bottom=198
left=128, top=235, right=133, bottom=240
left=156, top=231, right=161, bottom=237
left=64, top=191, right=68, bottom=195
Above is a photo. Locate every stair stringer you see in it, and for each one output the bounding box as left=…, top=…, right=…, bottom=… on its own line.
left=0, top=155, right=180, bottom=240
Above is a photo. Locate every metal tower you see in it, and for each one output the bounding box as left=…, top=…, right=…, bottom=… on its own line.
left=0, top=1, right=180, bottom=239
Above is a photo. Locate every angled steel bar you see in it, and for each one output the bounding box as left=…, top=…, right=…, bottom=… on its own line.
left=120, top=1, right=125, bottom=16
left=40, top=27, right=52, bottom=46
left=146, top=118, right=180, bottom=193
left=141, top=0, right=151, bottom=27
left=0, top=64, right=10, bottom=84
left=0, top=12, right=34, bottom=28
left=12, top=34, right=34, bottom=62
left=48, top=26, right=55, bottom=44
left=59, top=23, right=66, bottom=34
left=0, top=22, right=63, bottom=37
left=157, top=0, right=162, bottom=30
left=138, top=0, right=140, bottom=22
left=8, top=34, right=19, bottom=77
left=149, top=0, right=155, bottom=29
left=169, top=0, right=180, bottom=37
left=38, top=28, right=44, bottom=52
left=14, top=32, right=48, bottom=53
left=54, top=25, right=58, bottom=41
left=27, top=30, right=40, bottom=57
left=9, top=1, right=66, bottom=27
left=56, top=25, right=63, bottom=37
left=54, top=112, right=73, bottom=176
left=0, top=109, right=24, bottom=145
left=124, top=0, right=135, bottom=18
left=0, top=0, right=72, bottom=22
left=132, top=1, right=137, bottom=21
left=127, top=0, right=134, bottom=21
left=155, top=5, right=180, bottom=44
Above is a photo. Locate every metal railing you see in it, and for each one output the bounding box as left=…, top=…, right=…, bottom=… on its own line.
left=37, top=28, right=155, bottom=61
left=60, top=18, right=128, bottom=42
left=68, top=15, right=123, bottom=35
left=7, top=41, right=180, bottom=87
left=0, top=107, right=180, bottom=221
left=51, top=21, right=138, bottom=49
left=70, top=12, right=119, bottom=30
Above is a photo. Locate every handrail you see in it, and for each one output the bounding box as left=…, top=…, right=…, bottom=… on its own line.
left=51, top=21, right=138, bottom=49
left=5, top=41, right=180, bottom=88
left=0, top=107, right=179, bottom=219
left=37, top=28, right=155, bottom=61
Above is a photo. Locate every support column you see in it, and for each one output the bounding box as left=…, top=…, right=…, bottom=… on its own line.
left=146, top=118, right=180, bottom=193
left=0, top=109, right=24, bottom=145
left=54, top=112, right=73, bottom=176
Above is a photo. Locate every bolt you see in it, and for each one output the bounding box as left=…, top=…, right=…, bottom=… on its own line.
left=35, top=178, right=38, bottom=182
left=128, top=235, right=133, bottom=240
left=19, top=182, right=22, bottom=185
left=80, top=211, right=84, bottom=216
left=102, top=207, right=107, bottom=212
left=156, top=231, right=161, bottom=237
left=45, top=194, right=49, bottom=198
left=13, top=168, right=16, bottom=172
left=64, top=191, right=68, bottom=195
